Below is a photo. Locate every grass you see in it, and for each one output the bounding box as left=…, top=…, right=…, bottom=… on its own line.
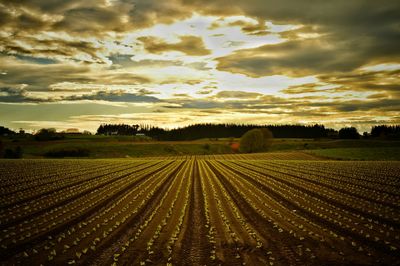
left=3, top=141, right=232, bottom=158
left=2, top=135, right=400, bottom=159
left=308, top=147, right=400, bottom=160
left=270, top=138, right=400, bottom=151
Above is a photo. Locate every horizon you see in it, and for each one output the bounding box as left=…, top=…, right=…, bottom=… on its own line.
left=4, top=122, right=396, bottom=135
left=1, top=1, right=399, bottom=133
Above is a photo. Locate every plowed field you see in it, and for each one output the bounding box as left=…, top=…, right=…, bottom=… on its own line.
left=1, top=153, right=399, bottom=265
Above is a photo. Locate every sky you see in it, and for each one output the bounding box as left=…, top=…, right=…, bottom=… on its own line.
left=0, top=0, right=399, bottom=133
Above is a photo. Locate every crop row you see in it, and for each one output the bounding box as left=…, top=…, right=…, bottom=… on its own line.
left=1, top=158, right=399, bottom=265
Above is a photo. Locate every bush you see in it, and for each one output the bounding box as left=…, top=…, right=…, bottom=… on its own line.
left=44, top=147, right=90, bottom=158
left=260, top=128, right=273, bottom=150
left=239, top=129, right=264, bottom=153
left=239, top=128, right=273, bottom=153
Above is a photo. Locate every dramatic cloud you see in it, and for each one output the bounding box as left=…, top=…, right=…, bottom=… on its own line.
left=0, top=0, right=399, bottom=132
left=138, top=35, right=211, bottom=56
left=214, top=90, right=262, bottom=99
left=0, top=87, right=160, bottom=103
left=211, top=0, right=400, bottom=77
left=216, top=38, right=365, bottom=77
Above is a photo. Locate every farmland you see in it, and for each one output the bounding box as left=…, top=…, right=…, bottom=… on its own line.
left=0, top=153, right=399, bottom=265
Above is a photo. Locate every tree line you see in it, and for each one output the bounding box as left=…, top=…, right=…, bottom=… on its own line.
left=1, top=124, right=400, bottom=141
left=370, top=125, right=400, bottom=138
left=94, top=123, right=400, bottom=140
left=96, top=123, right=335, bottom=140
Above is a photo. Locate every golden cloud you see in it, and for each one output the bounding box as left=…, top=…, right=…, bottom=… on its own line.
left=138, top=35, right=211, bottom=56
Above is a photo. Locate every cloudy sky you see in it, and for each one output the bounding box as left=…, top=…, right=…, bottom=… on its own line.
left=0, top=0, right=399, bottom=132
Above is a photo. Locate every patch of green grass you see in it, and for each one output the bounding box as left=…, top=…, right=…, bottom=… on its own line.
left=2, top=135, right=400, bottom=159
left=270, top=139, right=400, bottom=151
left=4, top=140, right=232, bottom=158
left=308, top=147, right=400, bottom=160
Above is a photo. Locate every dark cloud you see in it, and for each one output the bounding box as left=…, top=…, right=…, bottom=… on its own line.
left=0, top=0, right=195, bottom=34
left=63, top=90, right=160, bottom=103
left=196, top=90, right=213, bottom=95
left=160, top=79, right=203, bottom=85
left=3, top=0, right=398, bottom=74
left=138, top=35, right=211, bottom=56
left=1, top=36, right=106, bottom=63
left=281, top=83, right=338, bottom=95
left=216, top=38, right=368, bottom=77
left=229, top=19, right=268, bottom=35
left=0, top=0, right=94, bottom=13
left=162, top=91, right=399, bottom=117
left=165, top=93, right=289, bottom=110
left=0, top=55, right=152, bottom=92
left=185, top=62, right=211, bottom=71
left=109, top=57, right=188, bottom=69
left=124, top=0, right=191, bottom=28
left=0, top=0, right=192, bottom=63
left=185, top=0, right=400, bottom=36
left=203, top=0, right=400, bottom=77
left=95, top=72, right=152, bottom=85
left=173, top=93, right=190, bottom=97
left=209, top=17, right=269, bottom=35
left=214, top=90, right=262, bottom=99
left=136, top=88, right=158, bottom=95
left=0, top=0, right=399, bottom=129
left=0, top=1, right=135, bottom=33
left=318, top=70, right=400, bottom=92
left=53, top=7, right=126, bottom=34
left=367, top=93, right=389, bottom=99
left=15, top=55, right=58, bottom=64
left=0, top=56, right=92, bottom=90
left=0, top=87, right=44, bottom=103
left=332, top=99, right=400, bottom=112
left=0, top=87, right=160, bottom=103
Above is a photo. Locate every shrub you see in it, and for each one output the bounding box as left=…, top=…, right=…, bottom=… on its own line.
left=239, top=128, right=273, bottom=153
left=239, top=129, right=265, bottom=153
left=260, top=128, right=273, bottom=150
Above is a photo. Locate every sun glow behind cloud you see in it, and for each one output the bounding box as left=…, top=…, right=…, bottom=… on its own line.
left=0, top=0, right=399, bottom=132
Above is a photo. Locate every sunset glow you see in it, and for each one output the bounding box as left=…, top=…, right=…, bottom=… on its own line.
left=1, top=0, right=399, bottom=132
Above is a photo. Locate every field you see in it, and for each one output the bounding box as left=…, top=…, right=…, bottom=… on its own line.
left=1, top=152, right=399, bottom=265
left=3, top=135, right=400, bottom=159
left=308, top=147, right=400, bottom=161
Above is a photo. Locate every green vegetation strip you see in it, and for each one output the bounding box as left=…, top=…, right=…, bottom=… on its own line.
left=308, top=147, right=400, bottom=161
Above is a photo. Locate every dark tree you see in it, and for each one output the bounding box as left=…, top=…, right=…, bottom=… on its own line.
left=97, top=124, right=139, bottom=135
left=136, top=123, right=332, bottom=140
left=0, top=126, right=16, bottom=136
left=34, top=128, right=64, bottom=141
left=371, top=125, right=400, bottom=139
left=338, top=127, right=360, bottom=139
